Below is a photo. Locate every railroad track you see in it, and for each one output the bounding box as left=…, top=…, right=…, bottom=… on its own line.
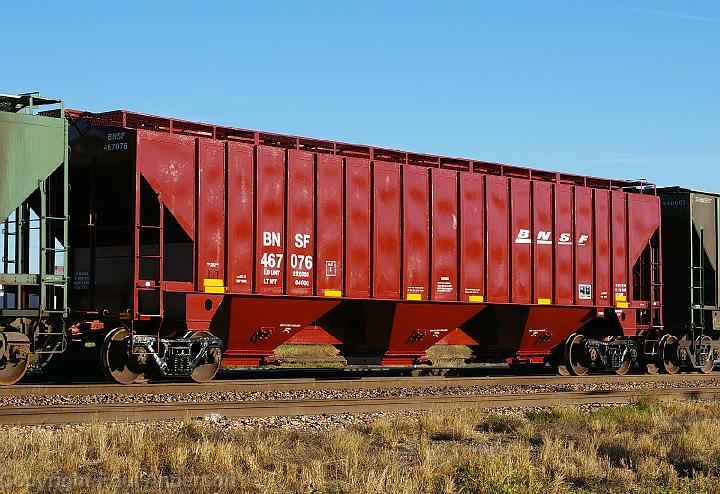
left=2, top=386, right=720, bottom=425
left=4, top=371, right=718, bottom=397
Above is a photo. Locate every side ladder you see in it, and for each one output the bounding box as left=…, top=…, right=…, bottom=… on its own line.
left=642, top=237, right=664, bottom=358
left=690, top=228, right=706, bottom=338
left=0, top=171, right=69, bottom=353
left=133, top=191, right=165, bottom=321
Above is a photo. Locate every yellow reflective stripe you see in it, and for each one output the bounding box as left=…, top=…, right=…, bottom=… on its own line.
left=203, top=278, right=225, bottom=293
left=616, top=301, right=629, bottom=308
left=615, top=295, right=627, bottom=302
left=537, top=298, right=552, bottom=305
left=468, top=295, right=484, bottom=302
left=203, top=278, right=224, bottom=287
left=324, top=289, right=342, bottom=297
left=406, top=293, right=422, bottom=301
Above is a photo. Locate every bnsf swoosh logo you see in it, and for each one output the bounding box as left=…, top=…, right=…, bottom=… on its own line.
left=515, top=229, right=589, bottom=246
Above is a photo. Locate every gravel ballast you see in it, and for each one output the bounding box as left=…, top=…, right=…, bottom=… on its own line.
left=3, top=378, right=719, bottom=407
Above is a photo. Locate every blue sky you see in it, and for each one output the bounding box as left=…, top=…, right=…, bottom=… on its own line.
left=3, top=1, right=718, bottom=190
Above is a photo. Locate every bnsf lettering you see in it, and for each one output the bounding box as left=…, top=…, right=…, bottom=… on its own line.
left=516, top=229, right=531, bottom=243
left=103, top=132, right=128, bottom=152
left=263, top=231, right=281, bottom=247
left=536, top=231, right=552, bottom=244
left=514, top=229, right=590, bottom=246
left=294, top=233, right=311, bottom=248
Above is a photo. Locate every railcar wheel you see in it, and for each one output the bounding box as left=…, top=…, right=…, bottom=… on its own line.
left=659, top=334, right=680, bottom=375
left=615, top=357, right=632, bottom=376
left=101, top=328, right=145, bottom=385
left=186, top=331, right=222, bottom=383
left=564, top=333, right=589, bottom=376
left=554, top=362, right=571, bottom=376
left=0, top=355, right=28, bottom=385
left=0, top=336, right=30, bottom=386
left=696, top=336, right=714, bottom=374
left=645, top=362, right=660, bottom=374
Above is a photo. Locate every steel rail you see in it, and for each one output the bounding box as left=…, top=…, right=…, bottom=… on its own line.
left=3, top=371, right=719, bottom=398
left=2, top=386, right=720, bottom=426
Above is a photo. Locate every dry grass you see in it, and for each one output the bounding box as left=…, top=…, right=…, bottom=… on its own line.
left=226, top=344, right=474, bottom=369
left=223, top=344, right=345, bottom=369
left=273, top=344, right=340, bottom=359
left=4, top=397, right=720, bottom=493
left=274, top=343, right=472, bottom=361
left=426, top=345, right=473, bottom=367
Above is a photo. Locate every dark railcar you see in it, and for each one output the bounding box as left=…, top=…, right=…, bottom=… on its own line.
left=658, top=187, right=720, bottom=373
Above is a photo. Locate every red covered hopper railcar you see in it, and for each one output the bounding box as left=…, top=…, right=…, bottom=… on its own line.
left=57, top=109, right=664, bottom=382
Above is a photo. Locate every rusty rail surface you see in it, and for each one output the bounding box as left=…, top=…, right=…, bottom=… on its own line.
left=4, top=371, right=719, bottom=398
